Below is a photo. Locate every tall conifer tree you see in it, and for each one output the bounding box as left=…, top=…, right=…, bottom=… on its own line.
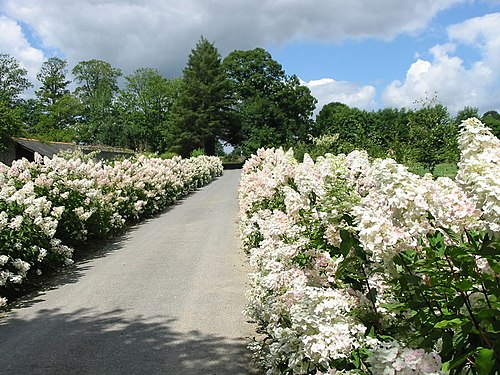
left=167, top=37, right=232, bottom=156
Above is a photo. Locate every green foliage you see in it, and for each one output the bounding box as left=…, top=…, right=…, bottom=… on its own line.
left=407, top=103, right=458, bottom=173
left=327, top=219, right=500, bottom=374
left=482, top=110, right=500, bottom=138
left=0, top=53, right=33, bottom=104
left=455, top=106, right=479, bottom=124
left=315, top=102, right=370, bottom=154
left=190, top=148, right=205, bottom=157
left=223, top=48, right=316, bottom=156
left=116, top=68, right=180, bottom=152
left=0, top=46, right=496, bottom=171
left=33, top=93, right=83, bottom=142
left=28, top=57, right=80, bottom=142
left=158, top=151, right=179, bottom=159
left=388, top=230, right=500, bottom=374
left=0, top=100, right=22, bottom=149
left=72, top=59, right=122, bottom=144
left=36, top=57, right=71, bottom=107
left=408, top=162, right=458, bottom=179
left=0, top=54, right=32, bottom=146
left=368, top=107, right=411, bottom=159
left=311, top=100, right=464, bottom=173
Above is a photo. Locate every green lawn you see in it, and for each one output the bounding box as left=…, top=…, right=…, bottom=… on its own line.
left=408, top=162, right=458, bottom=179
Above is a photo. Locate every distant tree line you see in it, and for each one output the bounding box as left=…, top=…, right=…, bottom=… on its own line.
left=1, top=37, right=499, bottom=164
left=0, top=38, right=317, bottom=158
left=308, top=100, right=499, bottom=173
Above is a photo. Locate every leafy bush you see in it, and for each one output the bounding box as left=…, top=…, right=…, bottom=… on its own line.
left=190, top=148, right=205, bottom=157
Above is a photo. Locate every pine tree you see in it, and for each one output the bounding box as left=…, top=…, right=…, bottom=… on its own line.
left=167, top=37, right=232, bottom=156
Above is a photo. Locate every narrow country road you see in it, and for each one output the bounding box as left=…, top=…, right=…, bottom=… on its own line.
left=0, top=170, right=258, bottom=374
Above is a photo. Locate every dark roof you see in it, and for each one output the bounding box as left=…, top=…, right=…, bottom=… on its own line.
left=15, top=138, right=77, bottom=158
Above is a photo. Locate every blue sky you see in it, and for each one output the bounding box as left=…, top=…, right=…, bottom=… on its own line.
left=1, top=0, right=500, bottom=114
left=272, top=1, right=496, bottom=79
left=268, top=1, right=500, bottom=113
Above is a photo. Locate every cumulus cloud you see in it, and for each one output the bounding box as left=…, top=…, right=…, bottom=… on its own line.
left=448, top=12, right=500, bottom=71
left=302, top=78, right=377, bottom=114
left=382, top=13, right=500, bottom=114
left=1, top=0, right=465, bottom=78
left=0, top=14, right=44, bottom=85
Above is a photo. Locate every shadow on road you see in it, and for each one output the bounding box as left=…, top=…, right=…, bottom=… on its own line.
left=0, top=307, right=259, bottom=374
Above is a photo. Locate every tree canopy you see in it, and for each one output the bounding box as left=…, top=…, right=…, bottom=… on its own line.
left=36, top=57, right=71, bottom=107
left=72, top=59, right=122, bottom=144
left=0, top=53, right=32, bottom=104
left=0, top=54, right=32, bottom=148
left=117, top=68, right=180, bottom=151
left=223, top=48, right=317, bottom=155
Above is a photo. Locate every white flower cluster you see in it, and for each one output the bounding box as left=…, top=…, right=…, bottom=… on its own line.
left=456, top=117, right=500, bottom=235
left=351, top=156, right=481, bottom=265
left=368, top=341, right=442, bottom=375
left=240, top=126, right=498, bottom=373
left=240, top=149, right=370, bottom=373
left=1, top=152, right=222, bottom=305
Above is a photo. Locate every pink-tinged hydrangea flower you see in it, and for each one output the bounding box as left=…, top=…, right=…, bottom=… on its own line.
left=241, top=148, right=369, bottom=373
left=368, top=341, right=443, bottom=375
left=239, top=145, right=491, bottom=374
left=352, top=157, right=481, bottom=264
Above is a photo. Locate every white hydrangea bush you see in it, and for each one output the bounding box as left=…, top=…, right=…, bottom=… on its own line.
left=240, top=118, right=498, bottom=374
left=0, top=152, right=223, bottom=306
left=456, top=117, right=500, bottom=234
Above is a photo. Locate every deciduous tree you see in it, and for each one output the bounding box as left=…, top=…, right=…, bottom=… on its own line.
left=36, top=57, right=71, bottom=107
left=72, top=59, right=122, bottom=144
left=482, top=110, right=500, bottom=138
left=315, top=102, right=369, bottom=154
left=0, top=53, right=32, bottom=104
left=223, top=48, right=316, bottom=155
left=0, top=54, right=32, bottom=148
left=33, top=57, right=80, bottom=141
left=117, top=68, right=180, bottom=151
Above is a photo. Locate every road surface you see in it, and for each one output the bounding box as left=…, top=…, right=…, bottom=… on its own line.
left=0, top=170, right=258, bottom=374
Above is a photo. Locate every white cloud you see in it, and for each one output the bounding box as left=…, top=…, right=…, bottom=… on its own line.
left=382, top=13, right=500, bottom=114
left=447, top=12, right=500, bottom=71
left=0, top=15, right=44, bottom=86
left=1, top=0, right=465, bottom=79
left=6, top=0, right=496, bottom=113
left=302, top=78, right=377, bottom=114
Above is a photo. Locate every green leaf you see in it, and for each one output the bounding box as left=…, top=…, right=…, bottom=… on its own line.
left=476, top=309, right=500, bottom=321
left=339, top=229, right=352, bottom=255
left=434, top=318, right=465, bottom=329
left=402, top=274, right=421, bottom=285
left=428, top=231, right=445, bottom=251
left=488, top=260, right=500, bottom=274
left=455, top=279, right=473, bottom=291
left=445, top=347, right=480, bottom=372
left=476, top=348, right=495, bottom=375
